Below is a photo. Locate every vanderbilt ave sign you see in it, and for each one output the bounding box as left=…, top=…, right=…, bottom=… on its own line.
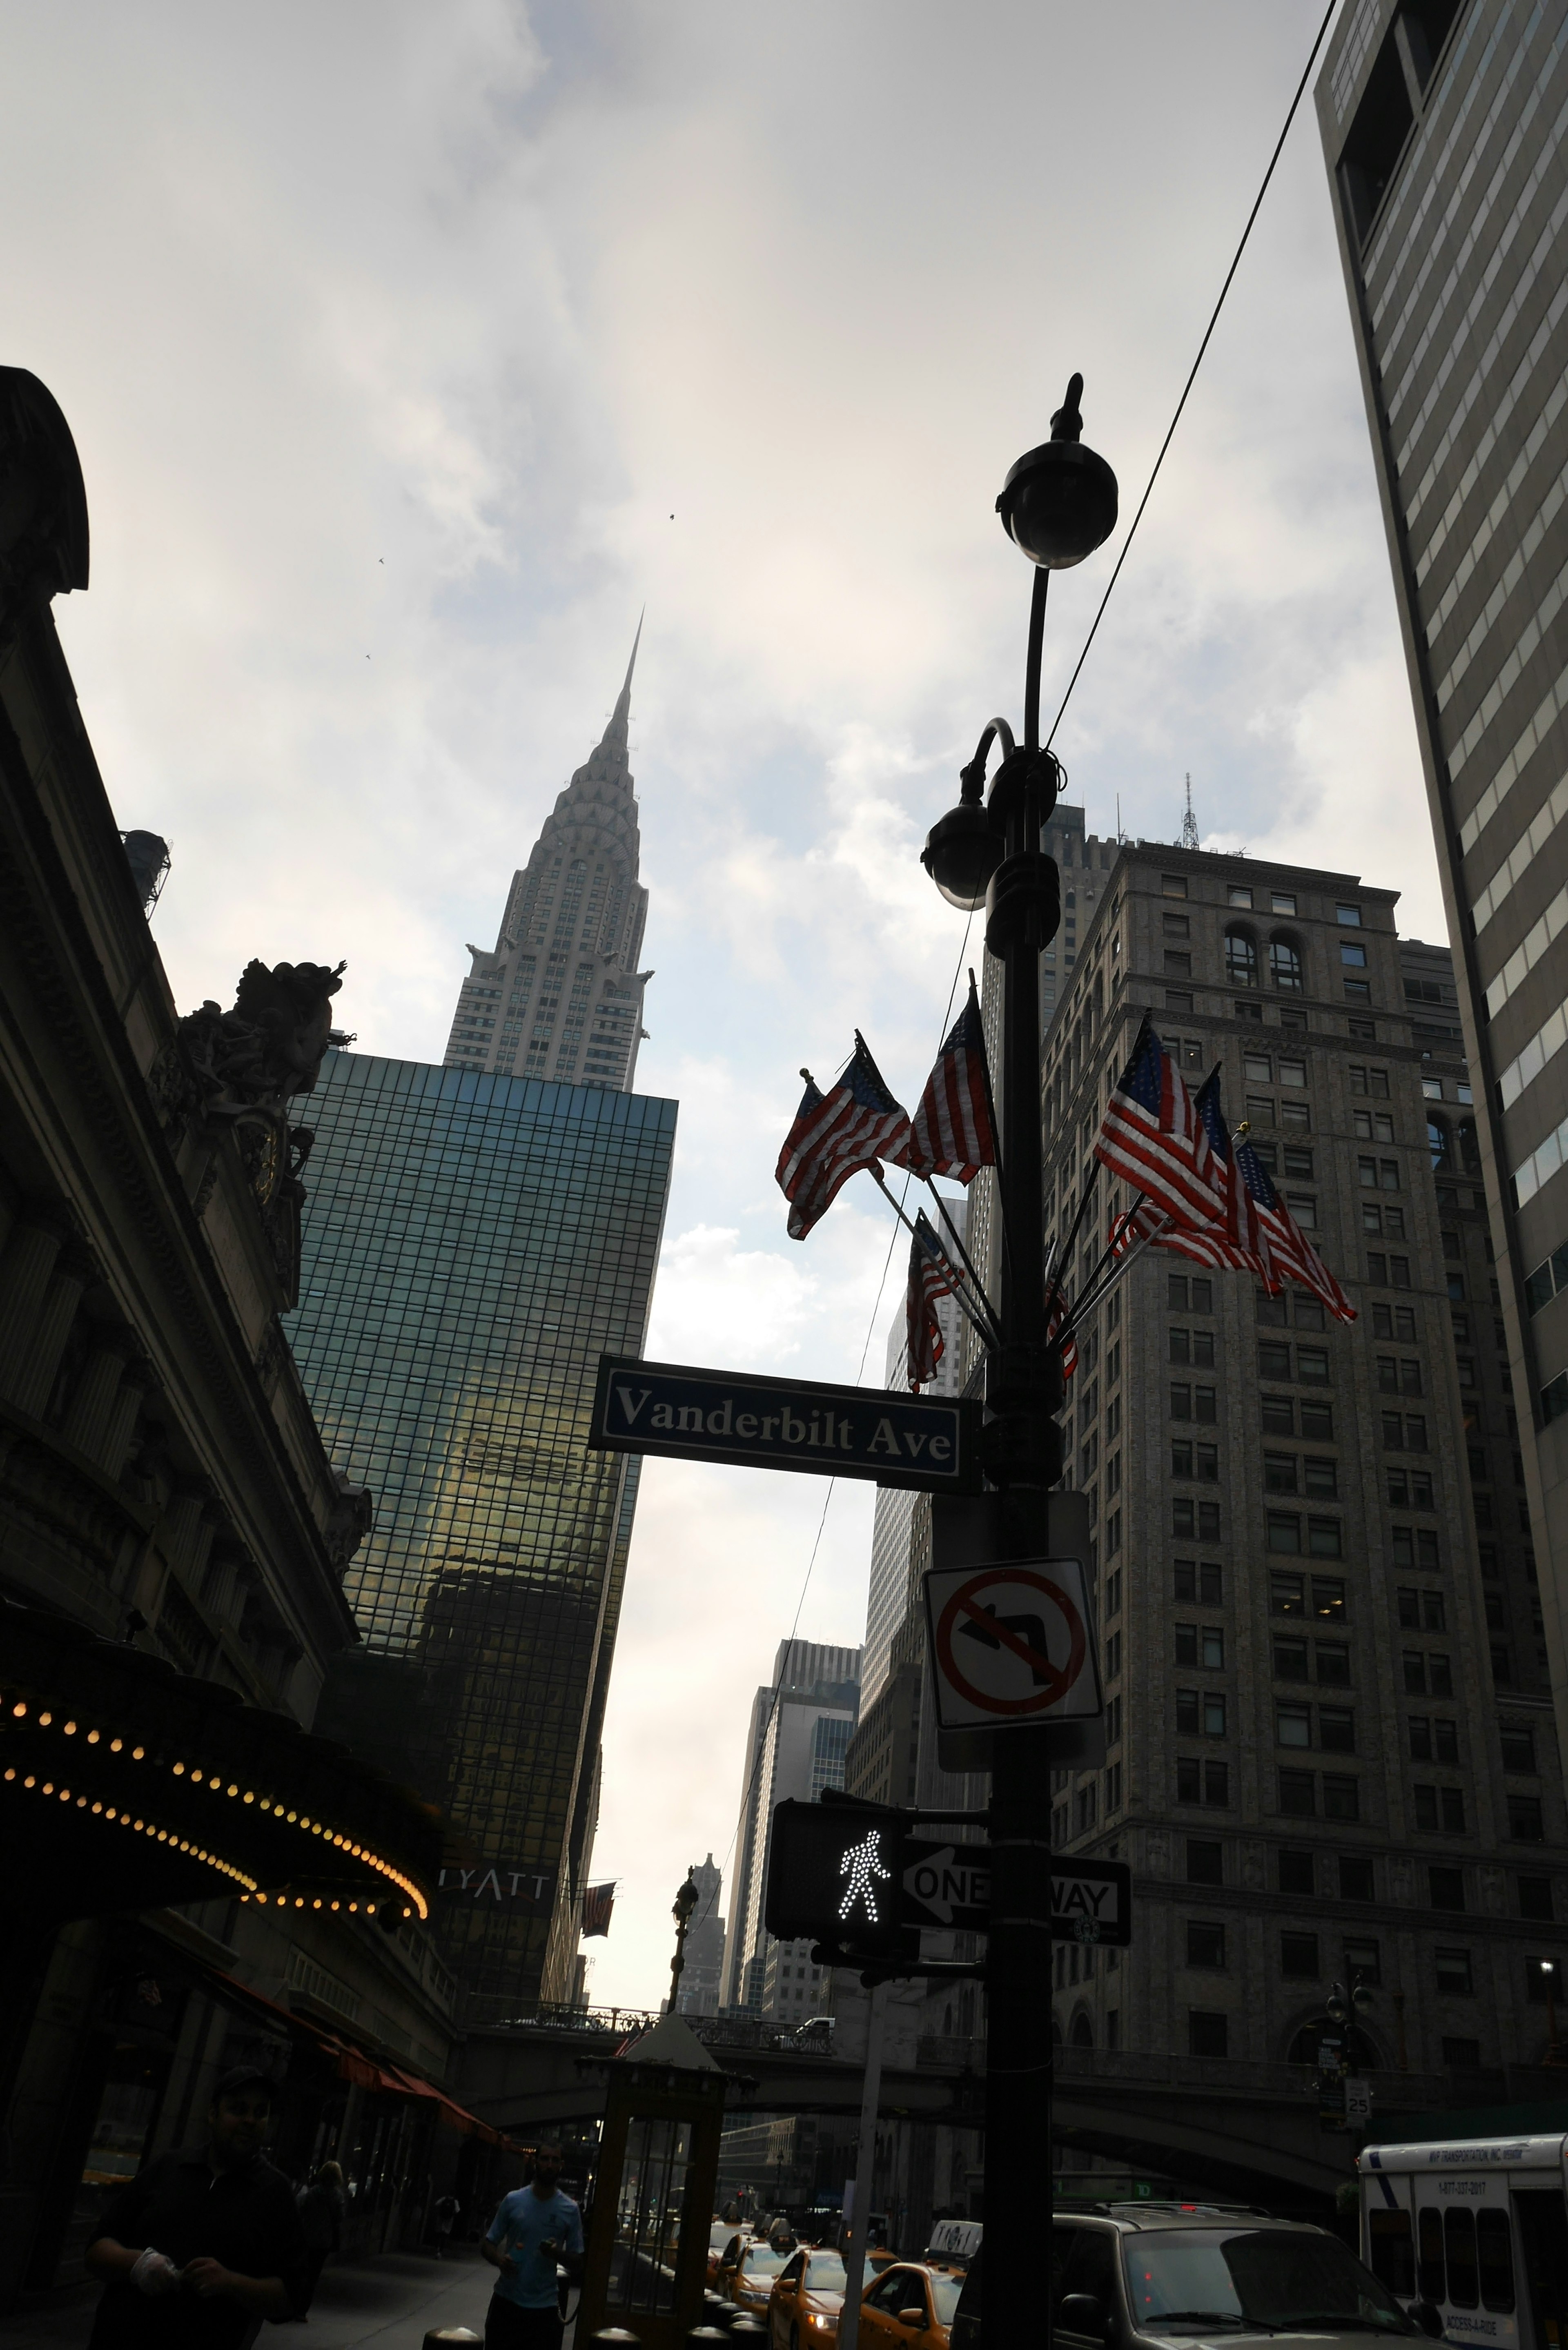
left=590, top=1355, right=982, bottom=1493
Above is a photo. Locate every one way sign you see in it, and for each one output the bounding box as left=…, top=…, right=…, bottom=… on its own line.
left=901, top=1840, right=1132, bottom=1945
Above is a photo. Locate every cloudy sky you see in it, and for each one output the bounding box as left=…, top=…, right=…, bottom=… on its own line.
left=6, top=0, right=1443, bottom=2006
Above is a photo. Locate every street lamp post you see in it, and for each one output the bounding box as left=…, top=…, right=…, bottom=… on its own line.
left=668, top=1870, right=699, bottom=2014
left=921, top=376, right=1118, bottom=2350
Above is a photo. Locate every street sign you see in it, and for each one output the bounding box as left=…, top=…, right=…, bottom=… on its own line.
left=1345, top=2076, right=1373, bottom=2125
left=590, top=1355, right=981, bottom=1494
left=768, top=1804, right=1133, bottom=1948
left=923, top=1556, right=1102, bottom=1732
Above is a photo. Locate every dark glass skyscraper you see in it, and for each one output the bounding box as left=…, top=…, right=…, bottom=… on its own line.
left=287, top=1055, right=675, bottom=2003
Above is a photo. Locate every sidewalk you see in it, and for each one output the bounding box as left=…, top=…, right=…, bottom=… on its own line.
left=4, top=2245, right=507, bottom=2347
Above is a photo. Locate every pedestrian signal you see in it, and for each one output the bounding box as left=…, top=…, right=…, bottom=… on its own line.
left=765, top=1800, right=911, bottom=1958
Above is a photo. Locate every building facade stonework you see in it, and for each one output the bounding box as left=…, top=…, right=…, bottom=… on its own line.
left=1031, top=840, right=1567, bottom=2076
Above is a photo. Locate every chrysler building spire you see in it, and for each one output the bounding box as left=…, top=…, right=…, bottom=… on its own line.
left=443, top=624, right=652, bottom=1089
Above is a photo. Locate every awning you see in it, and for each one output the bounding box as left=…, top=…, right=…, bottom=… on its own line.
left=1, top=1596, right=442, bottom=1925
left=197, top=1960, right=503, bottom=2141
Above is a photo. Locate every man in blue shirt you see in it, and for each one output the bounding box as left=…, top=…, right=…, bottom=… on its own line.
left=481, top=2145, right=584, bottom=2349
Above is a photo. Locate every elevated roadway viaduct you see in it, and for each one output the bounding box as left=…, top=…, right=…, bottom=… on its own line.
left=450, top=2017, right=1519, bottom=2211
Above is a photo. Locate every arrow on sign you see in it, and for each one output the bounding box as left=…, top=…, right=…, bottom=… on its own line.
left=903, top=1845, right=992, bottom=1927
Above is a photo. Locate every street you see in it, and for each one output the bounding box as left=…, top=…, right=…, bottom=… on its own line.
left=2, top=2247, right=514, bottom=2348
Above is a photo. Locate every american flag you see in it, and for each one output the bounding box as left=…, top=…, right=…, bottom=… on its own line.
left=1095, top=1017, right=1222, bottom=1228
left=1234, top=1136, right=1358, bottom=1323
left=905, top=1212, right=958, bottom=1388
left=1109, top=1194, right=1236, bottom=1274
left=1193, top=1069, right=1274, bottom=1286
left=775, top=1036, right=912, bottom=1241
left=906, top=978, right=996, bottom=1184
left=1046, top=1288, right=1079, bottom=1381
left=581, top=1884, right=616, bottom=1938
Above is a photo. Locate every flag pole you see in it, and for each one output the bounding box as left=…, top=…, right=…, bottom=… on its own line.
left=1061, top=1217, right=1171, bottom=1334
left=971, top=968, right=1012, bottom=1296
left=866, top=1169, right=997, bottom=1349
left=922, top=1178, right=1000, bottom=1331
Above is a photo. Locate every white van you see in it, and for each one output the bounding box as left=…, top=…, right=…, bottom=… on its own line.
left=1359, top=2135, right=1568, bottom=2348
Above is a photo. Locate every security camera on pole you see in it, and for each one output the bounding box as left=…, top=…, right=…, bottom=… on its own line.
left=918, top=375, right=1118, bottom=2350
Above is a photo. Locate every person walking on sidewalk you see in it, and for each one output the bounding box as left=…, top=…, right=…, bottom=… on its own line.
left=84, top=2064, right=310, bottom=2348
left=433, top=2191, right=461, bottom=2258
left=481, top=2144, right=584, bottom=2350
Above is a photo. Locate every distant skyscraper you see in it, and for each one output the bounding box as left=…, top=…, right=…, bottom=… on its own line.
left=287, top=1053, right=675, bottom=2004
left=676, top=1854, right=726, bottom=2017
left=719, top=1639, right=861, bottom=2016
left=1316, top=5, right=1568, bottom=1731
left=445, top=628, right=650, bottom=1091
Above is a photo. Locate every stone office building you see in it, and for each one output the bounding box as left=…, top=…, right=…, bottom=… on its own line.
left=1034, top=839, right=1568, bottom=2078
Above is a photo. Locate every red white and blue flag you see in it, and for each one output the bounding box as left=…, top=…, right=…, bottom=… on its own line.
left=905, top=1212, right=958, bottom=1388
left=775, top=1036, right=912, bottom=1241
left=1046, top=1288, right=1079, bottom=1381
left=1094, top=1018, right=1220, bottom=1228
left=1194, top=1069, right=1275, bottom=1286
left=907, top=979, right=996, bottom=1185
left=1234, top=1134, right=1358, bottom=1323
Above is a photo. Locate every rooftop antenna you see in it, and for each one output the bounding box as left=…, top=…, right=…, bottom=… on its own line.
left=1180, top=771, right=1199, bottom=852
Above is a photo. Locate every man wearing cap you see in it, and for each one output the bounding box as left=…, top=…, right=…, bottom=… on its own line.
left=481, top=2143, right=584, bottom=2348
left=85, top=2064, right=311, bottom=2347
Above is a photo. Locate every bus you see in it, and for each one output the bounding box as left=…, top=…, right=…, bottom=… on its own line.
left=1358, top=2135, right=1568, bottom=2350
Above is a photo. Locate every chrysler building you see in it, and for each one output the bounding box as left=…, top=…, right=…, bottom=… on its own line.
left=444, top=627, right=651, bottom=1089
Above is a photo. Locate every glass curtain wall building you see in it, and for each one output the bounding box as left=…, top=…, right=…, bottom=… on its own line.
left=285, top=1054, right=675, bottom=2003
left=1315, top=0, right=1568, bottom=1740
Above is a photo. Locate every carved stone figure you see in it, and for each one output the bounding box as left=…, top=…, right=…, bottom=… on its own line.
left=178, top=959, right=348, bottom=1114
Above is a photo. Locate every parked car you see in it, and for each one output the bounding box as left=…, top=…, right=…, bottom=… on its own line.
left=771, top=2245, right=849, bottom=2346
left=711, top=2221, right=752, bottom=2286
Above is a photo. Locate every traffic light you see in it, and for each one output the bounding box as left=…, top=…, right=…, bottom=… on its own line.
left=764, top=1800, right=911, bottom=1958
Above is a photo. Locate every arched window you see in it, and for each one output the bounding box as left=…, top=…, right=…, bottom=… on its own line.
left=1457, top=1119, right=1481, bottom=1174
left=1270, top=937, right=1304, bottom=992
left=1428, top=1116, right=1450, bottom=1171
left=1070, top=2013, right=1094, bottom=2048
left=1225, top=929, right=1258, bottom=986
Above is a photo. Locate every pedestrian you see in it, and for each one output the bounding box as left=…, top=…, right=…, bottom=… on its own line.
left=480, top=2143, right=584, bottom=2349
left=294, top=2158, right=345, bottom=2308
left=433, top=2190, right=461, bottom=2258
left=84, top=2063, right=310, bottom=2348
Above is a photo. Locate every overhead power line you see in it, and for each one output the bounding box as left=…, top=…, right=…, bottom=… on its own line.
left=1045, top=0, right=1339, bottom=751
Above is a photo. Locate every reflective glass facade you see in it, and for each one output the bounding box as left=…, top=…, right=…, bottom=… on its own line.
left=285, top=1051, right=675, bottom=2000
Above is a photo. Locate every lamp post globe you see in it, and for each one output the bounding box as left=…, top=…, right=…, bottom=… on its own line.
left=996, top=372, right=1119, bottom=570
left=920, top=796, right=1004, bottom=910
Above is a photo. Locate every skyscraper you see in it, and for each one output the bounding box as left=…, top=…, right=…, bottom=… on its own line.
left=287, top=1055, right=675, bottom=2006
left=444, top=628, right=650, bottom=1091
left=1315, top=3, right=1568, bottom=1731
left=676, top=1854, right=727, bottom=2017
left=1030, top=840, right=1566, bottom=2069
left=719, top=1639, right=861, bottom=2016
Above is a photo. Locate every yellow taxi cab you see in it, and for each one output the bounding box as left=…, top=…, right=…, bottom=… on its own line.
left=726, top=2236, right=795, bottom=2322
left=711, top=2222, right=748, bottom=2285
left=769, top=2244, right=849, bottom=2347
left=856, top=2260, right=966, bottom=2348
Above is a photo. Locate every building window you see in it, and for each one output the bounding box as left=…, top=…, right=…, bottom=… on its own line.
left=1430, top=1869, right=1467, bottom=1912
left=1271, top=939, right=1304, bottom=991
left=1337, top=904, right=1362, bottom=927
left=1176, top=1623, right=1225, bottom=1669
left=1163, top=874, right=1188, bottom=898
left=1509, top=1796, right=1546, bottom=1842
left=1501, top=1726, right=1538, bottom=1774
left=1435, top=1948, right=1474, bottom=1997
left=1174, top=1560, right=1223, bottom=1604
left=1442, top=2037, right=1482, bottom=2066
left=1278, top=1704, right=1312, bottom=1749
left=1173, top=1499, right=1222, bottom=1540
left=1281, top=1931, right=1320, bottom=1978
left=1322, top=1775, right=1360, bottom=1822
left=1279, top=1769, right=1316, bottom=1817
left=1340, top=1856, right=1374, bottom=1900
left=1187, top=1839, right=1224, bottom=1884
left=1187, top=1921, right=1227, bottom=1969
left=1227, top=931, right=1259, bottom=986
left=1279, top=1849, right=1315, bottom=1894
left=1344, top=1936, right=1381, bottom=1986
left=1230, top=884, right=1254, bottom=908
left=1519, top=1877, right=1555, bottom=1921
left=1319, top=1706, right=1356, bottom=1753
left=1274, top=1634, right=1309, bottom=1680
left=1349, top=1065, right=1390, bottom=1098
left=1189, top=2011, right=1229, bottom=2058
left=1415, top=1785, right=1466, bottom=1834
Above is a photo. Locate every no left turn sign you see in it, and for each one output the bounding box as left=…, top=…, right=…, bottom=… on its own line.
left=923, top=1556, right=1103, bottom=1731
